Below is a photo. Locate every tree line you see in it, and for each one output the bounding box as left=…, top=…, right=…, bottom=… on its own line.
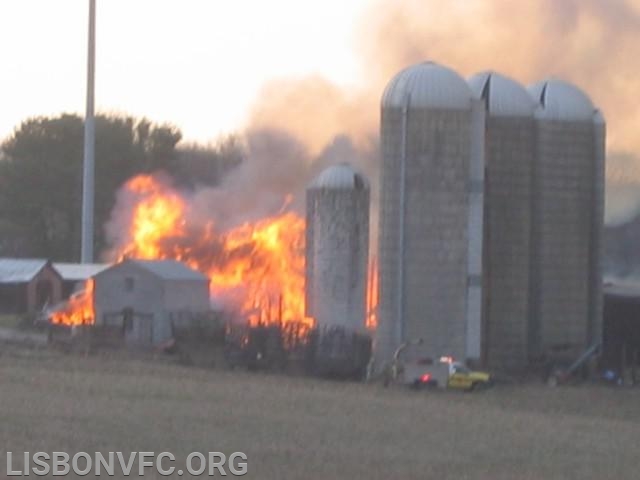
left=0, top=114, right=243, bottom=261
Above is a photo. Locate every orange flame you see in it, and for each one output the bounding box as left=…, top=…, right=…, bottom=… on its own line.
left=115, top=174, right=313, bottom=329
left=126, top=175, right=188, bottom=259
left=50, top=279, right=95, bottom=326
left=366, top=258, right=378, bottom=330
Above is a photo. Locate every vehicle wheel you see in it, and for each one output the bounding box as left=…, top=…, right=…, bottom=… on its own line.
left=468, top=382, right=478, bottom=392
left=424, top=379, right=437, bottom=389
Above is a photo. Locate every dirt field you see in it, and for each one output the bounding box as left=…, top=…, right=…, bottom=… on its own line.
left=0, top=345, right=638, bottom=479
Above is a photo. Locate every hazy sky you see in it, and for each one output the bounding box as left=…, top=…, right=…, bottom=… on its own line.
left=1, top=1, right=638, bottom=170
left=2, top=0, right=639, bottom=224
left=0, top=0, right=370, bottom=142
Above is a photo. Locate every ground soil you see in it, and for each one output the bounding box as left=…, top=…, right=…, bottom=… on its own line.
left=0, top=344, right=638, bottom=479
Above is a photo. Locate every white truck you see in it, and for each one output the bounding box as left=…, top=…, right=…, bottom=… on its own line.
left=387, top=340, right=492, bottom=391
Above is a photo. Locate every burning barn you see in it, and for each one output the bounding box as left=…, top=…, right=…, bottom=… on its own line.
left=93, top=259, right=210, bottom=346
left=109, top=174, right=308, bottom=331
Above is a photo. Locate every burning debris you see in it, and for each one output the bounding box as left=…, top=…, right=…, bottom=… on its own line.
left=49, top=279, right=94, bottom=326
left=49, top=169, right=379, bottom=337
left=46, top=152, right=378, bottom=379
left=97, top=172, right=376, bottom=376
left=108, top=174, right=312, bottom=329
left=366, top=258, right=378, bottom=330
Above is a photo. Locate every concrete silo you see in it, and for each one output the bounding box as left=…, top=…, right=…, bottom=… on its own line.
left=528, top=79, right=605, bottom=357
left=376, top=61, right=486, bottom=367
left=305, top=163, right=370, bottom=331
left=468, top=72, right=536, bottom=370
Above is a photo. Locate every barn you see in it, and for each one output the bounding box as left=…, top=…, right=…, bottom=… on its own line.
left=0, top=258, right=62, bottom=315
left=93, top=259, right=210, bottom=346
left=53, top=262, right=109, bottom=299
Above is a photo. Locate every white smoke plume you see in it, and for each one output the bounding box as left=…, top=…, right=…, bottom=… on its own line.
left=245, top=0, right=640, bottom=225
left=107, top=0, right=640, bottom=253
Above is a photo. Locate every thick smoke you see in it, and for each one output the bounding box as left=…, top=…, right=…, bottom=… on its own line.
left=244, top=76, right=381, bottom=242
left=244, top=0, right=640, bottom=225
left=189, top=129, right=312, bottom=229
left=185, top=128, right=378, bottom=231
left=364, top=0, right=640, bottom=225
left=107, top=0, right=640, bottom=254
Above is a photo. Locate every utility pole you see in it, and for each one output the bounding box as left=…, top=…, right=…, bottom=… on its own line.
left=81, top=0, right=96, bottom=263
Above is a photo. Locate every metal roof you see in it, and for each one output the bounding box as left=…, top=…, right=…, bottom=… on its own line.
left=53, top=263, right=110, bottom=281
left=382, top=61, right=473, bottom=110
left=468, top=71, right=536, bottom=117
left=593, top=109, right=606, bottom=125
left=115, top=259, right=208, bottom=281
left=0, top=258, right=48, bottom=283
left=528, top=79, right=596, bottom=121
left=309, top=163, right=369, bottom=190
left=604, top=278, right=640, bottom=299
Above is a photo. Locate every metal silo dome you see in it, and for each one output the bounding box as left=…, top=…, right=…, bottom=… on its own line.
left=529, top=77, right=605, bottom=358
left=593, top=109, right=606, bottom=125
left=469, top=71, right=536, bottom=370
left=528, top=79, right=595, bottom=121
left=305, top=163, right=370, bottom=333
left=309, top=163, right=369, bottom=190
left=376, top=61, right=485, bottom=369
left=382, top=61, right=474, bottom=109
left=468, top=71, right=536, bottom=117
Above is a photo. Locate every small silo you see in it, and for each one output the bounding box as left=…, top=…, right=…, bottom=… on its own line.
left=528, top=79, right=605, bottom=356
left=376, top=61, right=486, bottom=367
left=305, top=163, right=370, bottom=331
left=468, top=72, right=536, bottom=370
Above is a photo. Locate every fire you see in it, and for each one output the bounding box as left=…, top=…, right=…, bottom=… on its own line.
left=366, top=258, right=378, bottom=330
left=50, top=279, right=95, bottom=326
left=125, top=175, right=187, bottom=259
left=49, top=173, right=380, bottom=333
left=115, top=174, right=312, bottom=328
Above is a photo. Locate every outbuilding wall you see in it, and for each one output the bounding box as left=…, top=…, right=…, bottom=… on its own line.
left=94, top=262, right=210, bottom=346
left=163, top=279, right=210, bottom=312
left=94, top=263, right=166, bottom=345
left=0, top=264, right=62, bottom=314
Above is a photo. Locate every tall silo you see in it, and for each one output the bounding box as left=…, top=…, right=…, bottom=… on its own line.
left=376, top=61, right=486, bottom=367
left=528, top=79, right=605, bottom=357
left=590, top=110, right=606, bottom=350
left=468, top=72, right=536, bottom=370
left=305, top=163, right=370, bottom=331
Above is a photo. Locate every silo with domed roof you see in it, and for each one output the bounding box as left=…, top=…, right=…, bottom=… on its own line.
left=528, top=79, right=605, bottom=357
left=468, top=71, right=536, bottom=370
left=305, top=163, right=370, bottom=331
left=376, top=61, right=486, bottom=367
